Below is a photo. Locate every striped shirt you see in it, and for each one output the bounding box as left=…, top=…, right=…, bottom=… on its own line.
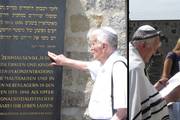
left=129, top=43, right=169, bottom=120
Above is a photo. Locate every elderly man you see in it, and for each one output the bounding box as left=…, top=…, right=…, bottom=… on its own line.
left=129, top=25, right=170, bottom=120
left=48, top=27, right=127, bottom=120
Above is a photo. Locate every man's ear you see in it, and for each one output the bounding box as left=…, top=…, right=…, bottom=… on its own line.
left=137, top=42, right=146, bottom=50
left=101, top=43, right=106, bottom=49
left=103, top=43, right=106, bottom=48
left=143, top=42, right=146, bottom=48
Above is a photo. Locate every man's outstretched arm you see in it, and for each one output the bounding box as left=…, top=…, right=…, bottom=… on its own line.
left=48, top=51, right=89, bottom=71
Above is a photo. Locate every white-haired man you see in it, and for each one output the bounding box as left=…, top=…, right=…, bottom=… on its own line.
left=129, top=25, right=170, bottom=120
left=48, top=27, right=127, bottom=120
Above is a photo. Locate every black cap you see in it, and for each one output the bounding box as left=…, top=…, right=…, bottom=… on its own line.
left=132, top=25, right=161, bottom=41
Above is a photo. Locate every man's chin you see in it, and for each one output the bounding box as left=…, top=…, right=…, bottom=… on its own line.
left=92, top=55, right=96, bottom=59
left=93, top=57, right=96, bottom=60
left=91, top=54, right=99, bottom=60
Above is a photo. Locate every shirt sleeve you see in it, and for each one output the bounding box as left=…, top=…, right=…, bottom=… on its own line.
left=87, top=60, right=101, bottom=81
left=166, top=51, right=176, bottom=59
left=113, top=61, right=127, bottom=109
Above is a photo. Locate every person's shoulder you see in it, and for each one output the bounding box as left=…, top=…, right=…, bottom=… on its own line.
left=89, top=60, right=101, bottom=65
left=167, top=51, right=175, bottom=55
left=129, top=52, right=144, bottom=70
left=129, top=58, right=144, bottom=75
left=166, top=51, right=177, bottom=58
left=173, top=50, right=180, bottom=56
left=118, top=56, right=127, bottom=63
left=87, top=60, right=101, bottom=68
left=113, top=51, right=127, bottom=61
left=129, top=62, right=144, bottom=72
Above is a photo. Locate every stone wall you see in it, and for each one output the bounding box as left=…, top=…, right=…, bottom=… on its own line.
left=61, top=0, right=127, bottom=120
left=129, top=20, right=180, bottom=84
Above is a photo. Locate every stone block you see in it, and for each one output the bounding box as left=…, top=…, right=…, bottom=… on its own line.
left=70, top=14, right=89, bottom=32
left=64, top=37, right=89, bottom=52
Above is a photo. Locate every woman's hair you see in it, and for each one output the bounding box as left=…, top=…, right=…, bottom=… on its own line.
left=173, top=38, right=180, bottom=51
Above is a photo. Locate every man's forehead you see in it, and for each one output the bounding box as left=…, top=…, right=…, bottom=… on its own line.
left=154, top=36, right=160, bottom=41
left=88, top=35, right=97, bottom=42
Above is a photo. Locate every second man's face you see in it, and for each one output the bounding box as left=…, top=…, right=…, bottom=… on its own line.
left=146, top=36, right=161, bottom=63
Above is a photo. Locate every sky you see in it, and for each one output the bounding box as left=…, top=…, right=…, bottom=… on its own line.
left=129, top=0, right=180, bottom=20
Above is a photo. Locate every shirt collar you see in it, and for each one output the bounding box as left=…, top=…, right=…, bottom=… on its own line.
left=101, top=51, right=119, bottom=68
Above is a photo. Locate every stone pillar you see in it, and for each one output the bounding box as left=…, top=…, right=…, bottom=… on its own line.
left=62, top=0, right=127, bottom=120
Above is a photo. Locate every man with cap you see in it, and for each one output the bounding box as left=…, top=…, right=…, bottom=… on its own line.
left=129, top=25, right=170, bottom=120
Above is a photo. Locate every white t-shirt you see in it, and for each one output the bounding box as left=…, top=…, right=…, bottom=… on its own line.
left=87, top=51, right=127, bottom=119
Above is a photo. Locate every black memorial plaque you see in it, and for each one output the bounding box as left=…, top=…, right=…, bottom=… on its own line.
left=0, top=0, right=65, bottom=120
